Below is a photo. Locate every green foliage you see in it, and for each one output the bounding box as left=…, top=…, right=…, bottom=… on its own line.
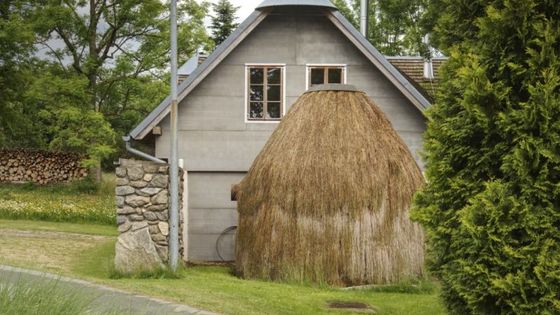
left=0, top=0, right=211, bottom=169
left=209, top=0, right=239, bottom=46
left=333, top=0, right=429, bottom=56
left=0, top=1, right=43, bottom=148
left=413, top=0, right=560, bottom=313
left=45, top=107, right=116, bottom=168
left=0, top=175, right=116, bottom=225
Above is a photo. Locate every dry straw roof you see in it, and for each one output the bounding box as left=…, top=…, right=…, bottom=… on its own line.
left=235, top=85, right=425, bottom=286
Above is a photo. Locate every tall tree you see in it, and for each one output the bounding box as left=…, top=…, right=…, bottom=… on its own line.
left=413, top=0, right=560, bottom=313
left=333, top=0, right=428, bottom=56
left=27, top=0, right=210, bottom=178
left=209, top=0, right=238, bottom=46
left=0, top=1, right=43, bottom=148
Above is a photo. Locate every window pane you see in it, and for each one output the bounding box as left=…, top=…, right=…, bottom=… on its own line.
left=249, top=102, right=264, bottom=119
left=250, top=85, right=264, bottom=101
left=250, top=68, right=264, bottom=84
left=267, top=85, right=281, bottom=101
left=267, top=68, right=281, bottom=84
left=328, top=68, right=343, bottom=83
left=310, top=68, right=324, bottom=85
left=267, top=102, right=281, bottom=119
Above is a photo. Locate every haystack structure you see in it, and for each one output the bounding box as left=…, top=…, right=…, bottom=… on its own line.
left=127, top=0, right=433, bottom=262
left=234, top=85, right=424, bottom=285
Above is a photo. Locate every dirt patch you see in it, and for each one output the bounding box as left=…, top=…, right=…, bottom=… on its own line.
left=327, top=300, right=378, bottom=313
left=0, top=228, right=111, bottom=241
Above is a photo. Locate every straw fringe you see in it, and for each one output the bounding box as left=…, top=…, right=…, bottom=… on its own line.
left=235, top=90, right=425, bottom=285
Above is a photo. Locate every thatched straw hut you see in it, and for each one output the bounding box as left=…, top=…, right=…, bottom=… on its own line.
left=234, top=84, right=425, bottom=286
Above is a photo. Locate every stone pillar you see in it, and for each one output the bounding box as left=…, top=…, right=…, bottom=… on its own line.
left=114, top=159, right=183, bottom=273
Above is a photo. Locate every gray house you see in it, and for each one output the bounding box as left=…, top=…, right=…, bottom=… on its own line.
left=128, top=0, right=432, bottom=262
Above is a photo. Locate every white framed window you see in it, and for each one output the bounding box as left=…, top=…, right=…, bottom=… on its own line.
left=306, top=64, right=347, bottom=89
left=245, top=64, right=286, bottom=123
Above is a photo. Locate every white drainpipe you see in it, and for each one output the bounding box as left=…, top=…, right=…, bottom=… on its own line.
left=423, top=34, right=434, bottom=79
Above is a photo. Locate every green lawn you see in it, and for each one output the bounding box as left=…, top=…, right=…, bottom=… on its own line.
left=0, top=175, right=115, bottom=225
left=0, top=219, right=446, bottom=315
left=0, top=219, right=117, bottom=236
left=0, top=178, right=445, bottom=314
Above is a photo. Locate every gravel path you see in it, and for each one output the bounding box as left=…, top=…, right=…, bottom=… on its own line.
left=0, top=265, right=219, bottom=315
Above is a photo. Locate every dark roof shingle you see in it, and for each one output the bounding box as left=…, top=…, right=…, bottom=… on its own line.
left=387, top=57, right=447, bottom=99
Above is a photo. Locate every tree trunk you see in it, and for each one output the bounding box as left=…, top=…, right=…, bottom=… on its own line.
left=89, top=0, right=102, bottom=182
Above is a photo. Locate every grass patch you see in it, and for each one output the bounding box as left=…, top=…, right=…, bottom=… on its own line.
left=103, top=266, right=445, bottom=315
left=0, top=174, right=115, bottom=225
left=0, top=226, right=113, bottom=275
left=109, top=266, right=184, bottom=280
left=0, top=219, right=446, bottom=315
left=0, top=219, right=117, bottom=237
left=0, top=278, right=99, bottom=315
left=72, top=239, right=117, bottom=278
left=343, top=279, right=438, bottom=294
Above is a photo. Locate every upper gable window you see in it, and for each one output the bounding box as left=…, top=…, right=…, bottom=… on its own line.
left=307, top=65, right=346, bottom=88
left=246, top=65, right=284, bottom=122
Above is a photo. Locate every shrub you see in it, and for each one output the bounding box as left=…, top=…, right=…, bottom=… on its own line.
left=413, top=0, right=560, bottom=313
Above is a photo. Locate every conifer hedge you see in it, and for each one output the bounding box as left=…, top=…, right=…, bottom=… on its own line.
left=413, top=0, right=560, bottom=313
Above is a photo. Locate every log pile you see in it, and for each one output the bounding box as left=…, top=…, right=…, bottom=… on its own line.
left=0, top=149, right=88, bottom=184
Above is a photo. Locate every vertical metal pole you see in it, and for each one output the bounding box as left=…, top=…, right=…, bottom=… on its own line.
left=169, top=0, right=179, bottom=272
left=360, top=0, right=369, bottom=37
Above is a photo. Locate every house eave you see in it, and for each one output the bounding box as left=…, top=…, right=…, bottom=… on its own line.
left=129, top=10, right=269, bottom=140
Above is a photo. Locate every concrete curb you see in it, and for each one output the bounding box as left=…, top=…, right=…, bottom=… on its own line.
left=0, top=265, right=220, bottom=315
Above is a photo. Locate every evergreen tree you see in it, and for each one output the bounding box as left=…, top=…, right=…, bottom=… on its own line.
left=413, top=0, right=560, bottom=313
left=210, top=0, right=239, bottom=46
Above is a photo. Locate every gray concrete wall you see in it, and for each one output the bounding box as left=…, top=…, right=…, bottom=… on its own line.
left=187, top=172, right=243, bottom=262
left=155, top=11, right=427, bottom=261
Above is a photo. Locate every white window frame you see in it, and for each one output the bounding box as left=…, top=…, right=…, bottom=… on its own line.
left=305, top=64, right=347, bottom=90
left=244, top=63, right=286, bottom=124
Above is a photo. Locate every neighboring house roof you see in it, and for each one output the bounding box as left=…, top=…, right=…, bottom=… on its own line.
left=387, top=56, right=447, bottom=99
left=178, top=52, right=207, bottom=84
left=178, top=52, right=203, bottom=76
left=129, top=1, right=432, bottom=140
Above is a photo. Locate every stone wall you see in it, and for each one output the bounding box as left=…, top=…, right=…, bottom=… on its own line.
left=0, top=149, right=88, bottom=184
left=114, top=158, right=183, bottom=273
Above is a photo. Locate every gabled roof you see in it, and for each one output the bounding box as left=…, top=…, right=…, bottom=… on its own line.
left=129, top=1, right=431, bottom=140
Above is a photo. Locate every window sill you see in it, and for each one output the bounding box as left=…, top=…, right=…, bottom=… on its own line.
left=245, top=119, right=282, bottom=124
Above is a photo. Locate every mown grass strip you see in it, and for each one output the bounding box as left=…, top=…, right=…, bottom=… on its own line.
left=0, top=219, right=117, bottom=237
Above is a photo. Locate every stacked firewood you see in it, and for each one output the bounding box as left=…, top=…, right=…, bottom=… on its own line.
left=0, top=149, right=88, bottom=184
